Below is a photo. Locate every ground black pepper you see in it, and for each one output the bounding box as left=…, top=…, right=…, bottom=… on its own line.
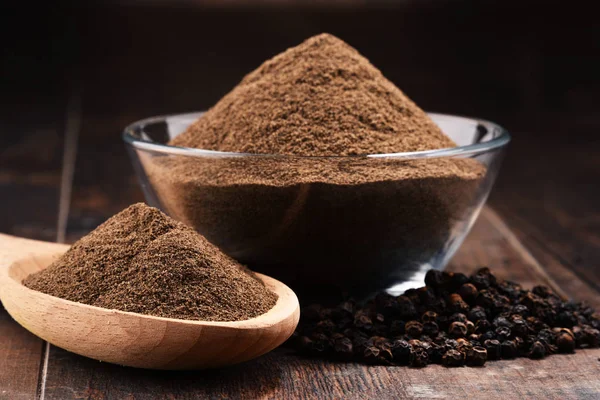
left=292, top=268, right=600, bottom=368
left=23, top=203, right=278, bottom=322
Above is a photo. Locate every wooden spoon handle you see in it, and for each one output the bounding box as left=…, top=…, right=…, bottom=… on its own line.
left=0, top=234, right=70, bottom=269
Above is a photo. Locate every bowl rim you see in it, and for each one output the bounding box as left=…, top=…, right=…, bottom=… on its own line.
left=122, top=111, right=511, bottom=159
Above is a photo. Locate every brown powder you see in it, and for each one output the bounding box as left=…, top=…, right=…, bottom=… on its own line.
left=23, top=203, right=278, bottom=321
left=171, top=33, right=456, bottom=156
left=143, top=34, right=488, bottom=299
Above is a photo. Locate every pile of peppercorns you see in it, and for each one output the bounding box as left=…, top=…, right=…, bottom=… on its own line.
left=292, top=268, right=600, bottom=367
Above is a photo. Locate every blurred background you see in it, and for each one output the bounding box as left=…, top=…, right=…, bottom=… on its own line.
left=0, top=0, right=598, bottom=260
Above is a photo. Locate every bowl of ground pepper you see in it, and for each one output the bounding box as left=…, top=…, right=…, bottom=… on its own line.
left=123, top=34, right=510, bottom=301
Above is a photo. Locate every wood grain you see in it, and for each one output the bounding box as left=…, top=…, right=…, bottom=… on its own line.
left=38, top=210, right=600, bottom=399
left=0, top=106, right=65, bottom=399
left=0, top=306, right=45, bottom=400
left=0, top=236, right=62, bottom=399
left=0, top=108, right=64, bottom=242
left=65, top=114, right=144, bottom=243
left=490, top=123, right=600, bottom=307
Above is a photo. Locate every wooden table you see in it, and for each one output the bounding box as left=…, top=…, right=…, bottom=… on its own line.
left=2, top=107, right=599, bottom=399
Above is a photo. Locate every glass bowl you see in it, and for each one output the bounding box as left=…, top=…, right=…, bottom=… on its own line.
left=123, top=112, right=509, bottom=301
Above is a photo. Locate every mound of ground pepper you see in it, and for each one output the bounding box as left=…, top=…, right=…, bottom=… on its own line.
left=146, top=34, right=488, bottom=297
left=23, top=203, right=278, bottom=321
left=292, top=268, right=600, bottom=367
left=171, top=33, right=456, bottom=156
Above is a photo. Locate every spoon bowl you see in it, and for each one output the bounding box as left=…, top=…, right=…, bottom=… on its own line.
left=0, top=234, right=300, bottom=370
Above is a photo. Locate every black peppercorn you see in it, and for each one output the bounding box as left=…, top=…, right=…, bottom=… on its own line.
left=449, top=272, right=470, bottom=291
left=469, top=333, right=481, bottom=342
left=389, top=320, right=405, bottom=335
left=471, top=267, right=497, bottom=289
left=391, top=339, right=411, bottom=364
left=331, top=301, right=354, bottom=321
left=480, top=330, right=496, bottom=342
left=363, top=346, right=381, bottom=363
left=532, top=285, right=553, bottom=298
left=455, top=338, right=471, bottom=352
left=374, top=292, right=396, bottom=310
left=537, top=328, right=554, bottom=344
left=418, top=287, right=437, bottom=305
left=409, top=348, right=429, bottom=368
left=475, top=290, right=496, bottom=309
left=475, top=319, right=493, bottom=333
left=468, top=306, right=487, bottom=322
left=449, top=313, right=468, bottom=324
left=422, top=311, right=438, bottom=323
left=576, top=326, right=600, bottom=347
left=427, top=343, right=446, bottom=363
left=511, top=318, right=529, bottom=337
left=354, top=313, right=373, bottom=331
left=513, top=337, right=527, bottom=356
left=352, top=336, right=368, bottom=355
left=501, top=340, right=518, bottom=359
left=449, top=294, right=470, bottom=313
left=423, top=321, right=439, bottom=337
left=529, top=341, right=546, bottom=359
left=424, top=269, right=445, bottom=290
left=458, top=283, right=479, bottom=304
left=493, top=316, right=512, bottom=329
left=379, top=347, right=394, bottom=363
left=397, top=296, right=417, bottom=319
left=470, top=274, right=490, bottom=290
left=315, top=319, right=336, bottom=334
left=556, top=332, right=576, bottom=353
left=495, top=326, right=512, bottom=341
left=443, top=338, right=459, bottom=350
left=466, top=321, right=475, bottom=335
left=333, top=337, right=354, bottom=359
left=442, top=349, right=465, bottom=367
left=520, top=292, right=543, bottom=310
left=466, top=346, right=487, bottom=366
left=449, top=321, right=468, bottom=338
left=556, top=311, right=578, bottom=328
left=406, top=320, right=424, bottom=338
left=370, top=336, right=390, bottom=349
left=511, top=304, right=529, bottom=317
left=484, top=339, right=502, bottom=360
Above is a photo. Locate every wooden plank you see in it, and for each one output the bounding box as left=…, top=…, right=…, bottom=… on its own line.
left=63, top=114, right=144, bottom=243
left=492, top=203, right=600, bottom=308
left=41, top=209, right=600, bottom=400
left=0, top=306, right=45, bottom=400
left=489, top=123, right=600, bottom=307
left=0, top=120, right=63, bottom=242
left=0, top=112, right=65, bottom=398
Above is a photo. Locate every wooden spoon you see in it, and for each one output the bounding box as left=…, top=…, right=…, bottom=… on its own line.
left=0, top=234, right=300, bottom=370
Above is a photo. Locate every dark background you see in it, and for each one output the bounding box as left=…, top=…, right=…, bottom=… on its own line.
left=0, top=0, right=598, bottom=266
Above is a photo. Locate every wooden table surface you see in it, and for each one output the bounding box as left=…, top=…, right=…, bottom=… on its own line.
left=1, top=105, right=599, bottom=400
